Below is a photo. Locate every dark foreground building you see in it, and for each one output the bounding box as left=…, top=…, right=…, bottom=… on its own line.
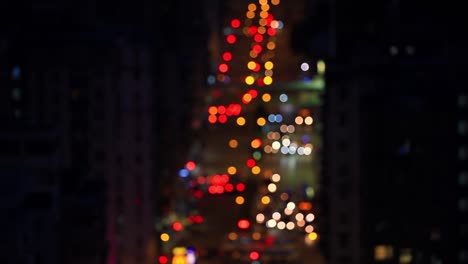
left=1, top=1, right=211, bottom=264
left=294, top=0, right=467, bottom=264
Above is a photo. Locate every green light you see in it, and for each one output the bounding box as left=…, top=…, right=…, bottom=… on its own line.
left=253, top=151, right=262, bottom=160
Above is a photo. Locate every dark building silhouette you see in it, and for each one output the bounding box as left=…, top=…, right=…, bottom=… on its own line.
left=1, top=1, right=211, bottom=264
left=293, top=1, right=468, bottom=264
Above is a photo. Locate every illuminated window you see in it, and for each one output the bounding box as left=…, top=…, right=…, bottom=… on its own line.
left=374, top=245, right=393, bottom=261
left=459, top=121, right=467, bottom=136
left=399, top=248, right=412, bottom=264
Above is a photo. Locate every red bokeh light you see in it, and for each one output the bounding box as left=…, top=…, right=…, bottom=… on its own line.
left=246, top=158, right=256, bottom=168
left=253, top=44, right=262, bottom=53
left=236, top=183, right=245, bottom=192
left=222, top=52, right=233, bottom=61
left=185, top=161, right=197, bottom=171
left=225, top=183, right=234, bottom=192
left=231, top=18, right=241, bottom=28
left=218, top=115, right=227, bottom=123
left=248, top=26, right=258, bottom=35
left=248, top=89, right=258, bottom=98
left=226, top=34, right=237, bottom=44
left=172, top=221, right=183, bottom=232
left=249, top=251, right=260, bottom=261
left=208, top=115, right=217, bottom=124
left=257, top=77, right=265, bottom=86
left=217, top=105, right=226, bottom=114
left=218, top=63, right=229, bottom=73
left=227, top=104, right=242, bottom=116
left=267, top=28, right=277, bottom=36
left=158, top=255, right=168, bottom=264
left=254, top=34, right=264, bottom=43
left=237, top=219, right=250, bottom=229
left=208, top=185, right=217, bottom=194
left=266, top=14, right=274, bottom=25
left=193, top=190, right=204, bottom=199
left=253, top=62, right=261, bottom=72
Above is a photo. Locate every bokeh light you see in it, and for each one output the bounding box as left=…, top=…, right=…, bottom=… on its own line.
left=257, top=117, right=266, bottom=126
left=237, top=117, right=246, bottom=126
left=235, top=196, right=245, bottom=205
left=160, top=233, right=170, bottom=242
left=229, top=139, right=238, bottom=148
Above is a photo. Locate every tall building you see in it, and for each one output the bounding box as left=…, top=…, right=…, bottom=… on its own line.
left=0, top=15, right=106, bottom=264
left=294, top=1, right=468, bottom=264
left=1, top=1, right=211, bottom=264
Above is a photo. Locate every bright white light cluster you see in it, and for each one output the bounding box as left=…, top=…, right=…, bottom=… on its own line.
left=264, top=135, right=313, bottom=155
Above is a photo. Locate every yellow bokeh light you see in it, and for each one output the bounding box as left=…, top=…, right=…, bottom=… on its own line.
left=248, top=3, right=257, bottom=11
left=262, top=93, right=271, bottom=102
left=252, top=165, right=261, bottom=174
left=245, top=75, right=255, bottom=85
left=264, top=61, right=274, bottom=70
left=308, top=232, right=318, bottom=241
left=249, top=50, right=258, bottom=58
left=237, top=117, right=246, bottom=126
left=259, top=18, right=267, bottom=26
left=246, top=11, right=255, bottom=19
left=259, top=0, right=268, bottom=5
left=263, top=76, right=273, bottom=85
left=160, top=233, right=170, bottom=242
left=243, top=93, right=252, bottom=102
left=247, top=61, right=257, bottom=70
left=261, top=4, right=270, bottom=11
left=257, top=26, right=266, bottom=34
left=229, top=139, right=238, bottom=148
left=252, top=232, right=262, bottom=240
left=260, top=11, right=269, bottom=18
left=317, top=60, right=326, bottom=74
left=267, top=41, right=276, bottom=50
left=228, top=166, right=237, bottom=175
left=261, top=196, right=270, bottom=204
left=251, top=139, right=261, bottom=148
left=271, top=0, right=280, bottom=5
left=257, top=117, right=266, bottom=126
left=228, top=232, right=238, bottom=240
left=235, top=196, right=245, bottom=205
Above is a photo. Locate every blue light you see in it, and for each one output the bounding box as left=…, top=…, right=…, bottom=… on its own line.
left=179, top=169, right=189, bottom=178
left=11, top=66, right=21, bottom=79
left=275, top=114, right=283, bottom=123
left=207, top=75, right=216, bottom=85
left=268, top=114, right=276, bottom=123
left=302, top=135, right=310, bottom=143
left=279, top=93, right=288, bottom=102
